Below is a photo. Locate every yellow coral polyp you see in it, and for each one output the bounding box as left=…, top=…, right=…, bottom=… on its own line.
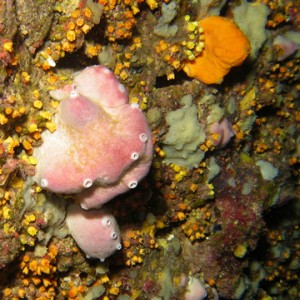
left=3, top=41, right=13, bottom=52
left=27, top=123, right=38, bottom=133
left=189, top=183, right=198, bottom=192
left=174, top=173, right=183, bottom=182
left=40, top=258, right=51, bottom=274
left=32, top=277, right=41, bottom=285
left=67, top=30, right=76, bottom=42
left=84, top=8, right=92, bottom=19
left=172, top=164, right=181, bottom=172
left=22, top=140, right=32, bottom=150
left=0, top=113, right=8, bottom=125
left=183, top=16, right=251, bottom=84
left=81, top=24, right=91, bottom=34
left=76, top=18, right=85, bottom=27
left=131, top=5, right=140, bottom=15
left=5, top=107, right=13, bottom=115
left=27, top=226, right=38, bottom=236
left=20, top=234, right=28, bottom=245
left=43, top=278, right=52, bottom=287
left=3, top=288, right=12, bottom=297
left=24, top=214, right=36, bottom=225
left=2, top=207, right=12, bottom=219
left=4, top=191, right=10, bottom=200
left=4, top=136, right=20, bottom=153
left=146, top=0, right=158, bottom=10
left=33, top=100, right=43, bottom=109
left=85, top=44, right=101, bottom=57
left=157, top=148, right=165, bottom=158
left=12, top=106, right=26, bottom=118
left=39, top=111, right=52, bottom=119
left=100, top=275, right=110, bottom=284
left=186, top=41, right=195, bottom=50
left=187, top=21, right=198, bottom=32
left=167, top=72, right=175, bottom=80
left=45, top=121, right=56, bottom=132
left=18, top=289, right=26, bottom=298
left=234, top=243, right=247, bottom=258
left=177, top=211, right=186, bottom=221
left=32, top=89, right=41, bottom=99
left=21, top=154, right=37, bottom=165
left=21, top=72, right=31, bottom=83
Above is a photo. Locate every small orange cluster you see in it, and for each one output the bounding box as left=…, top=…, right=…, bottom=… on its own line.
left=0, top=93, right=36, bottom=166
left=251, top=68, right=298, bottom=157
left=253, top=124, right=286, bottom=156
left=65, top=283, right=86, bottom=299
left=183, top=16, right=251, bottom=84
left=181, top=207, right=214, bottom=242
left=254, top=141, right=269, bottom=154
left=267, top=12, right=288, bottom=28
left=4, top=245, right=60, bottom=299
left=114, top=50, right=134, bottom=80
left=122, top=228, right=159, bottom=267
left=0, top=38, right=18, bottom=68
left=99, top=0, right=143, bottom=13
left=98, top=274, right=123, bottom=298
left=260, top=222, right=300, bottom=297
left=35, top=7, right=97, bottom=70
left=151, top=16, right=205, bottom=80
left=63, top=7, right=94, bottom=51
left=199, top=138, right=215, bottom=152
left=20, top=244, right=58, bottom=275
left=265, top=1, right=295, bottom=28
left=155, top=40, right=181, bottom=73
left=269, top=60, right=299, bottom=82
left=0, top=106, right=27, bottom=137
left=0, top=85, right=58, bottom=160
left=105, top=8, right=136, bottom=41
left=172, top=201, right=190, bottom=223
left=36, top=47, right=61, bottom=71
left=99, top=0, right=139, bottom=41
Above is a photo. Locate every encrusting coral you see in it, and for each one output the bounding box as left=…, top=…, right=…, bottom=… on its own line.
left=183, top=16, right=251, bottom=84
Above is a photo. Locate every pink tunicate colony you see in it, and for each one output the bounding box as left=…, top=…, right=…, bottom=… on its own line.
left=208, top=118, right=235, bottom=148
left=184, top=277, right=207, bottom=300
left=66, top=205, right=122, bottom=261
left=273, top=35, right=299, bottom=62
left=34, top=65, right=153, bottom=260
left=34, top=65, right=153, bottom=209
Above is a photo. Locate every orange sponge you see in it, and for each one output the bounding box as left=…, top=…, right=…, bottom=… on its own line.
left=183, top=16, right=251, bottom=84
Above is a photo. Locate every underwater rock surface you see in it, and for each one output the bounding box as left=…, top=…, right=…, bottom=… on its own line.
left=0, top=0, right=299, bottom=299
